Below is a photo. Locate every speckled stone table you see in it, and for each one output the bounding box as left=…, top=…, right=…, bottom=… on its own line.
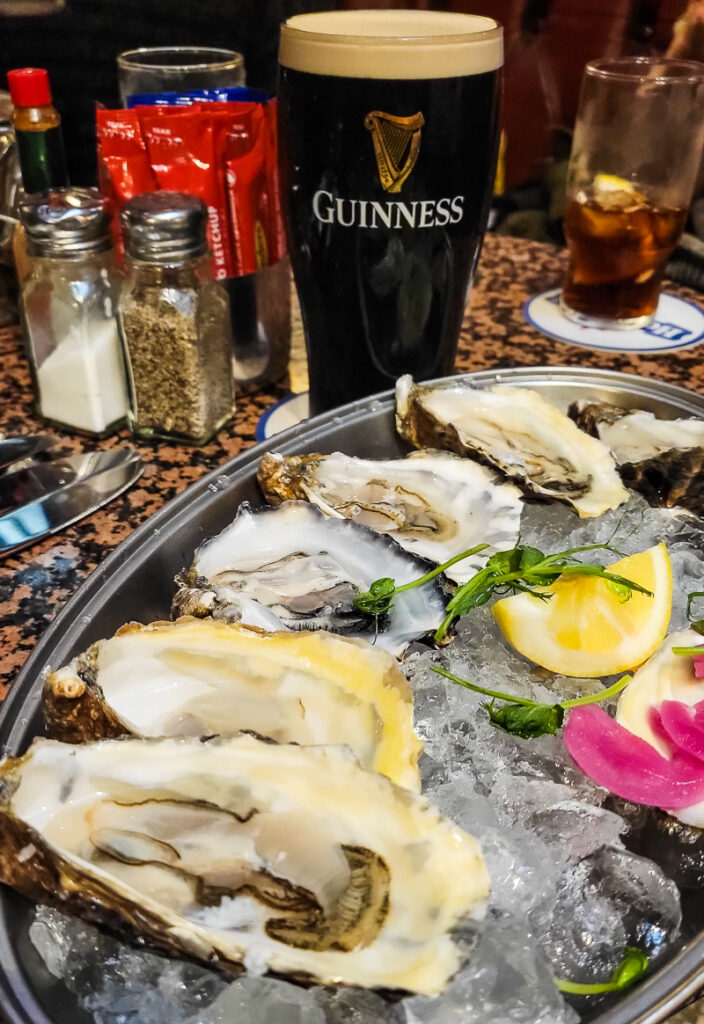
left=3, top=231, right=704, bottom=696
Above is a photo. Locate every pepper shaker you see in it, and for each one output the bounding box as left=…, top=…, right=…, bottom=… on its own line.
left=118, top=192, right=236, bottom=445
left=19, top=188, right=129, bottom=436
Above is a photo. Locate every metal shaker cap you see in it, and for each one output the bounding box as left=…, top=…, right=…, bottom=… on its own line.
left=19, top=188, right=112, bottom=257
left=121, top=191, right=208, bottom=263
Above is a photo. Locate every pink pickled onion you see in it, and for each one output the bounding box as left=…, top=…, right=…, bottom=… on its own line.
left=693, top=655, right=704, bottom=679
left=659, top=699, right=704, bottom=765
left=648, top=705, right=676, bottom=757
left=564, top=705, right=704, bottom=808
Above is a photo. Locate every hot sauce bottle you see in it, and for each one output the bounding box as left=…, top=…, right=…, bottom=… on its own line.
left=7, top=67, right=69, bottom=194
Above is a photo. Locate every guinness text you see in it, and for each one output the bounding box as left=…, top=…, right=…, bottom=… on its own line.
left=313, top=190, right=465, bottom=229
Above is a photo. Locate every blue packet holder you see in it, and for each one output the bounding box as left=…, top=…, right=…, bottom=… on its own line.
left=127, top=86, right=270, bottom=108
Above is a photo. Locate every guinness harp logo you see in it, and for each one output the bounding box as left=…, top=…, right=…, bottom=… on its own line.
left=364, top=110, right=425, bottom=193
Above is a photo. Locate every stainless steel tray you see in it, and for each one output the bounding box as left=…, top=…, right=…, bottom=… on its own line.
left=2, top=366, right=704, bottom=1024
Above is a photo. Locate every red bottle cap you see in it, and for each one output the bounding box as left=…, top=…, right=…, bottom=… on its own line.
left=7, top=68, right=52, bottom=108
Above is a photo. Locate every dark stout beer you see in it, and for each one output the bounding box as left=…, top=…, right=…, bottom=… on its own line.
left=278, top=11, right=503, bottom=414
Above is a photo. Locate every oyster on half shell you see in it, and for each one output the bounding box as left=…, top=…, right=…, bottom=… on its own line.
left=616, top=628, right=704, bottom=762
left=173, top=501, right=448, bottom=655
left=43, top=618, right=421, bottom=791
left=396, top=375, right=628, bottom=518
left=0, top=735, right=490, bottom=994
left=571, top=401, right=704, bottom=515
left=258, top=450, right=523, bottom=584
left=615, top=629, right=704, bottom=837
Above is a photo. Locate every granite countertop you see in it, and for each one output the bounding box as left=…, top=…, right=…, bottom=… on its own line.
left=1, top=232, right=704, bottom=1023
left=3, top=231, right=704, bottom=694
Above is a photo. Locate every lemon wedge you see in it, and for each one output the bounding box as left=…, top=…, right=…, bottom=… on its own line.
left=593, top=173, right=638, bottom=194
left=493, top=543, right=673, bottom=677
left=591, top=173, right=646, bottom=207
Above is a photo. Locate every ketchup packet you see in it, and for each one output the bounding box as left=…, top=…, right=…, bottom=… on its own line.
left=140, top=107, right=233, bottom=279
left=222, top=104, right=271, bottom=276
left=96, top=108, right=157, bottom=258
left=263, top=99, right=286, bottom=265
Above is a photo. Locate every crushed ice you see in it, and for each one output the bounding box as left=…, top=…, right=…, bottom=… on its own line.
left=29, top=495, right=701, bottom=1024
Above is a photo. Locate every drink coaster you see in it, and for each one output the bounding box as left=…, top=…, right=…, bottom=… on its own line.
left=524, top=287, right=704, bottom=353
left=257, top=392, right=310, bottom=441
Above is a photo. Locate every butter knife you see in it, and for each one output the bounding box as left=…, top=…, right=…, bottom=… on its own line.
left=0, top=448, right=138, bottom=513
left=0, top=433, right=59, bottom=473
left=0, top=451, right=143, bottom=556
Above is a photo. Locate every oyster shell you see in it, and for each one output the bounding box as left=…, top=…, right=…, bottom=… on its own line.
left=396, top=375, right=628, bottom=518
left=0, top=735, right=490, bottom=994
left=615, top=629, right=704, bottom=833
left=258, top=450, right=523, bottom=584
left=571, top=401, right=704, bottom=514
left=173, top=501, right=448, bottom=655
left=43, top=618, right=421, bottom=791
left=616, top=628, right=703, bottom=760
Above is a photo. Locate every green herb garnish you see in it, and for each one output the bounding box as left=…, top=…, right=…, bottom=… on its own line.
left=432, top=666, right=631, bottom=739
left=434, top=543, right=652, bottom=643
left=354, top=540, right=653, bottom=643
left=671, top=590, right=704, bottom=657
left=486, top=700, right=565, bottom=739
left=353, top=543, right=489, bottom=618
left=554, top=946, right=648, bottom=995
left=686, top=590, right=704, bottom=636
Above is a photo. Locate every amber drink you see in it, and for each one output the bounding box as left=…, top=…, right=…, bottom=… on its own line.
left=561, top=59, right=704, bottom=330
left=563, top=182, right=686, bottom=325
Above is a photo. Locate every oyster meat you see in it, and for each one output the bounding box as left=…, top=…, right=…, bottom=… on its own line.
left=258, top=450, right=523, bottom=584
left=396, top=375, right=628, bottom=518
left=0, top=735, right=490, bottom=994
left=173, top=501, right=448, bottom=655
left=43, top=618, right=421, bottom=791
left=571, top=401, right=704, bottom=514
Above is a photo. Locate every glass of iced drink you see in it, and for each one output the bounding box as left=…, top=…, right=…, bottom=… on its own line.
left=561, top=58, right=704, bottom=329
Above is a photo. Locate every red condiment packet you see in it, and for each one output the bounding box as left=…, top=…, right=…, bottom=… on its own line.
left=139, top=107, right=234, bottom=280
left=96, top=99, right=286, bottom=279
left=96, top=108, right=157, bottom=258
left=263, top=98, right=287, bottom=265
left=223, top=103, right=271, bottom=277
left=205, top=101, right=276, bottom=273
left=209, top=104, right=260, bottom=279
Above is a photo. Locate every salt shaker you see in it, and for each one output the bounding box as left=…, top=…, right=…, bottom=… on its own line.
left=19, top=188, right=129, bottom=436
left=117, top=192, right=236, bottom=445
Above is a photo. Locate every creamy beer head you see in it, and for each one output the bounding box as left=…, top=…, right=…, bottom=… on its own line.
left=279, top=10, right=503, bottom=80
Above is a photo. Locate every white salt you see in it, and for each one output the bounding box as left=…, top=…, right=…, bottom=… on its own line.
left=36, top=319, right=129, bottom=434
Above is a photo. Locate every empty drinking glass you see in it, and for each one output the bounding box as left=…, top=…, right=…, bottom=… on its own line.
left=117, top=46, right=245, bottom=106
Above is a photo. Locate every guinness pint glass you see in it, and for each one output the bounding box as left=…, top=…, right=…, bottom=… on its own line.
left=278, top=10, right=503, bottom=414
